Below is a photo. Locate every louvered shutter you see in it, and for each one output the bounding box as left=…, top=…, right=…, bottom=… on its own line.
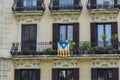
left=112, top=68, right=119, bottom=80
left=90, top=0, right=96, bottom=9
left=14, top=69, right=21, bottom=80
left=74, top=0, right=79, bottom=9
left=90, top=22, right=97, bottom=46
left=52, top=23, right=60, bottom=50
left=36, top=69, right=40, bottom=80
left=37, top=0, right=42, bottom=10
left=91, top=68, right=97, bottom=80
left=52, top=68, right=59, bottom=80
left=73, top=68, right=79, bottom=80
left=114, top=0, right=117, bottom=8
left=16, top=0, right=23, bottom=11
left=111, top=22, right=118, bottom=49
left=53, top=0, right=59, bottom=10
left=73, top=23, right=79, bottom=46
left=111, top=22, right=118, bottom=35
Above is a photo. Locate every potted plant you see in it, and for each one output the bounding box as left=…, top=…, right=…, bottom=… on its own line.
left=81, top=42, right=91, bottom=54
left=69, top=42, right=77, bottom=54
left=44, top=47, right=56, bottom=55
left=106, top=45, right=113, bottom=54
left=101, top=34, right=107, bottom=47
left=92, top=46, right=102, bottom=54
left=111, top=34, right=118, bottom=49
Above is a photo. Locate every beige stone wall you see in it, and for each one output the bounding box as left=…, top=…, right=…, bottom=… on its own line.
left=0, top=58, right=119, bottom=80
left=0, top=0, right=120, bottom=58
left=0, top=0, right=120, bottom=80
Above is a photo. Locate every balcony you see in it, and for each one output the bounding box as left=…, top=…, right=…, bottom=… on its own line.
left=10, top=41, right=120, bottom=58
left=87, top=0, right=120, bottom=13
left=49, top=0, right=83, bottom=14
left=12, top=0, right=45, bottom=16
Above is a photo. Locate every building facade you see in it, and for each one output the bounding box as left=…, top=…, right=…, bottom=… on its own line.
left=0, top=0, right=120, bottom=80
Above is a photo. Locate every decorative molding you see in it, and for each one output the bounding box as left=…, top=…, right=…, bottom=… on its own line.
left=14, top=60, right=40, bottom=69
left=90, top=13, right=118, bottom=22
left=92, top=59, right=118, bottom=68
left=54, top=60, right=78, bottom=68
left=15, top=15, right=42, bottom=23
left=51, top=12, right=80, bottom=23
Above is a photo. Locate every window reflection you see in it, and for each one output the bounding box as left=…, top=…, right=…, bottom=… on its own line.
left=97, top=0, right=114, bottom=8
left=59, top=69, right=73, bottom=80
left=60, top=25, right=73, bottom=42
left=21, top=70, right=37, bottom=80
left=97, top=24, right=111, bottom=47
left=98, top=69, right=113, bottom=80
left=59, top=0, right=74, bottom=9
left=24, top=0, right=36, bottom=7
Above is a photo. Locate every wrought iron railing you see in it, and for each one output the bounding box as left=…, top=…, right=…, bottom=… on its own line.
left=10, top=41, right=120, bottom=56
left=12, top=1, right=45, bottom=12
left=87, top=0, right=120, bottom=10
left=49, top=0, right=83, bottom=11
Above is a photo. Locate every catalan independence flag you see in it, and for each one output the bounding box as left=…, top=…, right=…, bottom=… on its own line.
left=58, top=42, right=70, bottom=57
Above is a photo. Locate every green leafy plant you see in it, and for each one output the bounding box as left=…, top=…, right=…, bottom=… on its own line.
left=44, top=47, right=52, bottom=51
left=101, top=34, right=107, bottom=41
left=69, top=42, right=76, bottom=52
left=81, top=42, right=91, bottom=50
left=101, top=34, right=107, bottom=47
left=111, top=34, right=118, bottom=41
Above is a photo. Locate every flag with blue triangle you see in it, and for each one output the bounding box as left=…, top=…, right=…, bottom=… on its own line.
left=58, top=42, right=70, bottom=57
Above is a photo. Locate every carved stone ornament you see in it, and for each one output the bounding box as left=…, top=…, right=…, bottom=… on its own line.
left=54, top=60, right=78, bottom=68
left=92, top=58, right=118, bottom=68
left=90, top=13, right=118, bottom=22
left=51, top=12, right=80, bottom=23
left=15, top=15, right=42, bottom=23
left=14, top=59, right=40, bottom=69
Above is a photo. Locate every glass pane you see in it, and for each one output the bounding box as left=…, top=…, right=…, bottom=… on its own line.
left=108, top=70, right=113, bottom=80
left=29, top=70, right=36, bottom=80
left=66, top=70, right=73, bottom=80
left=97, top=0, right=104, bottom=8
left=98, top=70, right=105, bottom=80
left=59, top=0, right=73, bottom=8
left=24, top=0, right=36, bottom=7
left=67, top=0, right=74, bottom=6
left=67, top=25, right=73, bottom=42
left=98, top=24, right=104, bottom=47
left=22, top=70, right=28, bottom=80
left=59, top=70, right=66, bottom=80
left=60, top=25, right=66, bottom=41
left=105, top=24, right=111, bottom=46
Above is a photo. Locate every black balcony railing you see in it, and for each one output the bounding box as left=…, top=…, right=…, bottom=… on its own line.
left=12, top=1, right=45, bottom=12
left=49, top=0, right=83, bottom=11
left=10, top=41, right=120, bottom=56
left=87, top=0, right=120, bottom=10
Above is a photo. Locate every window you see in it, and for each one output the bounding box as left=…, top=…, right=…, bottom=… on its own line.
left=59, top=0, right=74, bottom=9
left=52, top=0, right=80, bottom=10
left=22, top=70, right=36, bottom=80
left=98, top=69, right=113, bottom=80
left=59, top=69, right=74, bottom=80
left=14, top=69, right=40, bottom=80
left=21, top=24, right=37, bottom=51
left=24, top=0, right=36, bottom=7
left=90, top=22, right=118, bottom=47
left=97, top=0, right=114, bottom=8
left=97, top=24, right=111, bottom=47
left=24, top=0, right=36, bottom=10
left=52, top=23, right=79, bottom=49
left=91, top=68, right=119, bottom=80
left=52, top=68, right=79, bottom=80
left=60, top=25, right=73, bottom=42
